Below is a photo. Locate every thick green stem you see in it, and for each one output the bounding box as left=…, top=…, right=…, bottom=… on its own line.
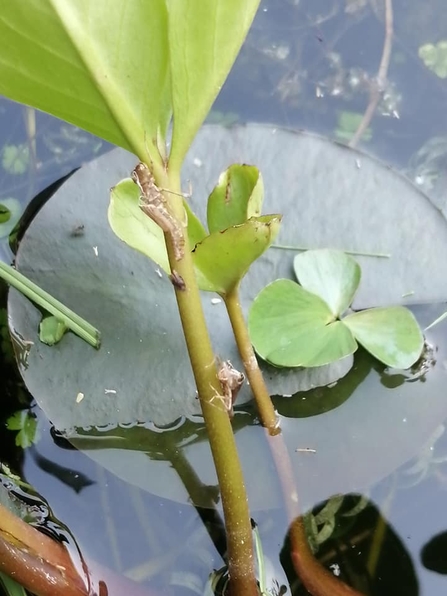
left=158, top=170, right=258, bottom=596
left=224, top=288, right=278, bottom=435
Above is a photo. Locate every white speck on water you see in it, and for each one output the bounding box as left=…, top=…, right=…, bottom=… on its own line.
left=155, top=268, right=162, bottom=278
left=355, top=159, right=361, bottom=169
left=211, top=298, right=222, bottom=305
left=403, top=418, right=407, bottom=422
left=104, top=389, right=117, bottom=395
left=193, top=157, right=203, bottom=168
left=93, top=246, right=98, bottom=256
left=76, top=392, right=84, bottom=403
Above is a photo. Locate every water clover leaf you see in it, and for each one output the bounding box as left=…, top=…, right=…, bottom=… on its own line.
left=2, top=144, right=29, bottom=175
left=294, top=249, right=361, bottom=317
left=207, top=164, right=264, bottom=233
left=250, top=249, right=424, bottom=369
left=193, top=215, right=281, bottom=294
left=108, top=178, right=170, bottom=273
left=248, top=279, right=357, bottom=367
left=419, top=41, right=447, bottom=79
left=342, top=307, right=424, bottom=369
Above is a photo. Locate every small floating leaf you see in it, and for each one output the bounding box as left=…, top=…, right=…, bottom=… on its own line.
left=343, top=306, right=424, bottom=369
left=0, top=198, right=21, bottom=239
left=6, top=410, right=38, bottom=449
left=39, top=316, right=68, bottom=346
left=294, top=249, right=361, bottom=317
left=248, top=279, right=357, bottom=367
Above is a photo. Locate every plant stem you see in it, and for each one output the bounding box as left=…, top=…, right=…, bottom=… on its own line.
left=0, top=501, right=87, bottom=596
left=159, top=171, right=258, bottom=596
left=222, top=283, right=364, bottom=592
left=224, top=287, right=279, bottom=435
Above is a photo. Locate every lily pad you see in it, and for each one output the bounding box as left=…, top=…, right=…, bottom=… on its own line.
left=9, top=124, right=447, bottom=510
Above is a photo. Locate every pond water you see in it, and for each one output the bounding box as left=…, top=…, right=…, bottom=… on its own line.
left=1, top=1, right=447, bottom=595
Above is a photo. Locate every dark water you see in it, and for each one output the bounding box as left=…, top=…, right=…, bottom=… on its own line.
left=1, top=1, right=447, bottom=595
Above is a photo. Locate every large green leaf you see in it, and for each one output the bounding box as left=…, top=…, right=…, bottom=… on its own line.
left=207, top=164, right=264, bottom=233
left=248, top=279, right=357, bottom=367
left=0, top=0, right=170, bottom=163
left=167, top=0, right=260, bottom=170
left=294, top=249, right=361, bottom=317
left=343, top=307, right=424, bottom=369
left=193, top=215, right=281, bottom=294
left=9, top=125, right=447, bottom=510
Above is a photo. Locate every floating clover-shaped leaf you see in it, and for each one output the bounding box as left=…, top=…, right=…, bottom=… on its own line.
left=294, top=249, right=361, bottom=317
left=419, top=41, right=447, bottom=79
left=207, top=164, right=263, bottom=233
left=249, top=249, right=424, bottom=369
left=248, top=278, right=357, bottom=367
left=343, top=307, right=424, bottom=369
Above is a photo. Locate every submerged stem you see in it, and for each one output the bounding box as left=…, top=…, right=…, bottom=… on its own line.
left=268, top=434, right=365, bottom=596
left=224, top=288, right=278, bottom=435
left=159, top=170, right=257, bottom=596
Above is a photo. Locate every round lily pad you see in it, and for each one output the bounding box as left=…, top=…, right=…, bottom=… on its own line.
left=8, top=124, right=447, bottom=510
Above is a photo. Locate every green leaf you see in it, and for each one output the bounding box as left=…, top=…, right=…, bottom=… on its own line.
left=0, top=570, right=27, bottom=596
left=0, top=1, right=171, bottom=163
left=343, top=306, right=424, bottom=368
left=419, top=41, right=447, bottom=79
left=294, top=249, right=361, bottom=317
left=0, top=198, right=21, bottom=239
left=108, top=178, right=170, bottom=273
left=248, top=279, right=357, bottom=367
left=6, top=410, right=38, bottom=449
left=207, top=164, right=263, bottom=233
left=167, top=0, right=260, bottom=170
left=39, top=316, right=68, bottom=346
left=193, top=215, right=281, bottom=294
left=183, top=200, right=207, bottom=248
